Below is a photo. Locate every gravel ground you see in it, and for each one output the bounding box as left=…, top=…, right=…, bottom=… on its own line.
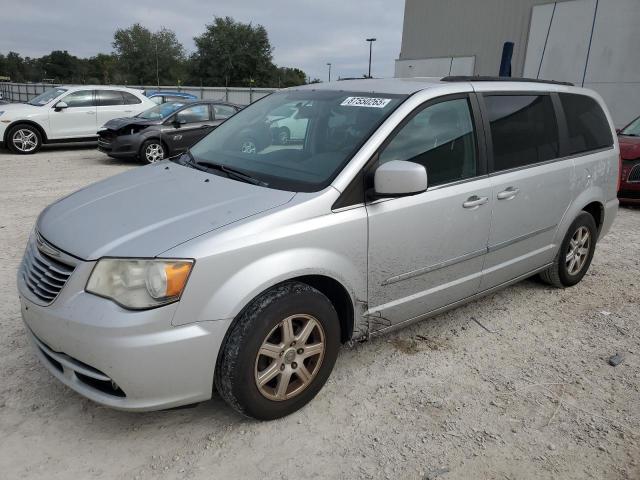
left=0, top=145, right=638, bottom=480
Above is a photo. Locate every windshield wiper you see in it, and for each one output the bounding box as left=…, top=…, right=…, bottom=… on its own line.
left=195, top=160, right=268, bottom=186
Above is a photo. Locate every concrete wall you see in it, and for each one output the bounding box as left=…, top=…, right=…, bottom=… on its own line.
left=399, top=0, right=640, bottom=126
left=398, top=0, right=556, bottom=77
left=524, top=0, right=640, bottom=126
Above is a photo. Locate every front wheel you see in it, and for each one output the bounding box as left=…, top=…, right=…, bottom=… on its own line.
left=8, top=124, right=42, bottom=154
left=140, top=139, right=165, bottom=164
left=540, top=212, right=597, bottom=287
left=215, top=282, right=340, bottom=420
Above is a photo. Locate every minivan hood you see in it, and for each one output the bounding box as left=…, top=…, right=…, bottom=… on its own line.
left=37, top=162, right=295, bottom=260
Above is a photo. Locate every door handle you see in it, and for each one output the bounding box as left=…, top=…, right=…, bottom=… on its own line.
left=462, top=195, right=489, bottom=209
left=124, top=110, right=133, bottom=113
left=497, top=187, right=520, bottom=200
left=86, top=111, right=96, bottom=115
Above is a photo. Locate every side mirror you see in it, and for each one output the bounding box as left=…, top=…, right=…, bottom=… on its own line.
left=172, top=117, right=185, bottom=127
left=373, top=160, right=428, bottom=198
left=616, top=128, right=621, bottom=134
left=54, top=101, right=68, bottom=110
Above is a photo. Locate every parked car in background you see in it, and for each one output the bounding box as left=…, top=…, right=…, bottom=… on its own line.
left=18, top=78, right=618, bottom=420
left=617, top=114, right=640, bottom=204
left=98, top=100, right=241, bottom=163
left=0, top=86, right=154, bottom=154
left=145, top=90, right=198, bottom=104
left=267, top=102, right=310, bottom=144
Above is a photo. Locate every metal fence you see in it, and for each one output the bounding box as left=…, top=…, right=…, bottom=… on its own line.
left=0, top=82, right=278, bottom=105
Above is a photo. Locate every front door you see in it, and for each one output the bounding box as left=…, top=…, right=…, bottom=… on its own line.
left=48, top=89, right=96, bottom=139
left=168, top=104, right=214, bottom=153
left=367, top=95, right=492, bottom=326
left=478, top=93, right=573, bottom=290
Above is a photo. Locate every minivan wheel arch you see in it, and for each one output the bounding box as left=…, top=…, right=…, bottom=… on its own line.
left=581, top=201, right=604, bottom=236
left=4, top=120, right=48, bottom=144
left=219, top=275, right=354, bottom=350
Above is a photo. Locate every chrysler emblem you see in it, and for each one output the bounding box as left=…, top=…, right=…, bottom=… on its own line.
left=36, top=233, right=60, bottom=257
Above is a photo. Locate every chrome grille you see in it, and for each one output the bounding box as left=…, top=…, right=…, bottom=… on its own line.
left=21, top=234, right=76, bottom=305
left=628, top=164, right=640, bottom=183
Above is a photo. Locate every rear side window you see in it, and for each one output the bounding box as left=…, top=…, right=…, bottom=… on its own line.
left=214, top=104, right=237, bottom=119
left=559, top=93, right=613, bottom=154
left=485, top=95, right=559, bottom=172
left=122, top=92, right=142, bottom=105
left=96, top=90, right=124, bottom=106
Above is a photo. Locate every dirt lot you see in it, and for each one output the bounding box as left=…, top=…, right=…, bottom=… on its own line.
left=0, top=145, right=638, bottom=480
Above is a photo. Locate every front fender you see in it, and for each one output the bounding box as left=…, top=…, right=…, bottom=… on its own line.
left=167, top=196, right=368, bottom=331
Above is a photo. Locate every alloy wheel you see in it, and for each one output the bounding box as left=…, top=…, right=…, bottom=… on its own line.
left=566, top=226, right=591, bottom=275
left=12, top=129, right=38, bottom=153
left=254, top=314, right=325, bottom=401
left=241, top=140, right=257, bottom=154
left=145, top=143, right=164, bottom=163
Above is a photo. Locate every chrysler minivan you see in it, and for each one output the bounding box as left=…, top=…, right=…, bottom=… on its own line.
left=18, top=77, right=618, bottom=420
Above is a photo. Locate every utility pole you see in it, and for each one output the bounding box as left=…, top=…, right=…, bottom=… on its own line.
left=326, top=63, right=332, bottom=82
left=366, top=38, right=376, bottom=78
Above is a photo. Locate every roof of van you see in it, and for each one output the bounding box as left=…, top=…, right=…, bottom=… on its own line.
left=291, top=76, right=577, bottom=95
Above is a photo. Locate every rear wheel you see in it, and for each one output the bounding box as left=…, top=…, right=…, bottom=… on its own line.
left=215, top=282, right=340, bottom=420
left=8, top=124, right=42, bottom=154
left=140, top=140, right=165, bottom=164
left=539, top=212, right=597, bottom=287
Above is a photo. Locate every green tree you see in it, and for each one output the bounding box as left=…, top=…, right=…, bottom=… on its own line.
left=270, top=67, right=306, bottom=87
left=112, top=23, right=185, bottom=85
left=190, top=16, right=274, bottom=87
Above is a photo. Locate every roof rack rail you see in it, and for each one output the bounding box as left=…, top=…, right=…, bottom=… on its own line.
left=441, top=76, right=574, bottom=87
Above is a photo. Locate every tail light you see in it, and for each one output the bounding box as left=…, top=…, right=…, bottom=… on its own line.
left=617, top=152, right=622, bottom=192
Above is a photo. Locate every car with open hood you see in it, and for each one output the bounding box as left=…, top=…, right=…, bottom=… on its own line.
left=97, top=100, right=241, bottom=163
left=0, top=86, right=154, bottom=154
left=18, top=77, right=618, bottom=420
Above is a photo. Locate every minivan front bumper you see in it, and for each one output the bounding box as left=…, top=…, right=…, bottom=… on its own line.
left=18, top=268, right=230, bottom=411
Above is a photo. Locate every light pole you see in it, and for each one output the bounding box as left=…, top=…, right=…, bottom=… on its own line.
left=155, top=40, right=160, bottom=88
left=366, top=38, right=376, bottom=78
left=326, top=63, right=332, bottom=82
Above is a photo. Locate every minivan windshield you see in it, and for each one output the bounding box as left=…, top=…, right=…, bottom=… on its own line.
left=620, top=116, right=640, bottom=137
left=28, top=88, right=68, bottom=106
left=185, top=90, right=406, bottom=192
left=137, top=101, right=186, bottom=120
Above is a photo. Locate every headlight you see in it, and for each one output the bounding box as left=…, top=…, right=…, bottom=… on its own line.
left=86, top=258, right=194, bottom=309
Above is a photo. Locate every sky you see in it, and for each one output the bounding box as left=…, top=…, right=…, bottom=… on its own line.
left=0, top=0, right=406, bottom=82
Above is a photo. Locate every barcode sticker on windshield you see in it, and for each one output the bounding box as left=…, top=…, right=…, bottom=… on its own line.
left=341, top=96, right=391, bottom=108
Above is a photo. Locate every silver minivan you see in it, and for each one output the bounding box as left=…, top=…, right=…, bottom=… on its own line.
left=18, top=77, right=619, bottom=420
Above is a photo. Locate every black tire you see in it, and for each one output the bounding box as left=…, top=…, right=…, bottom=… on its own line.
left=139, top=139, right=165, bottom=164
left=215, top=282, right=340, bottom=420
left=7, top=124, right=42, bottom=154
left=539, top=212, right=597, bottom=288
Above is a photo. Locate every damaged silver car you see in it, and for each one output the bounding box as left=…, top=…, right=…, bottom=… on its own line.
left=18, top=77, right=618, bottom=419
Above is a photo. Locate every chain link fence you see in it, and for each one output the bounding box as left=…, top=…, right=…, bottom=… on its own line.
left=0, top=82, right=278, bottom=105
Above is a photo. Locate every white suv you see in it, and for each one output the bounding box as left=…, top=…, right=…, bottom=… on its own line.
left=0, top=86, right=155, bottom=154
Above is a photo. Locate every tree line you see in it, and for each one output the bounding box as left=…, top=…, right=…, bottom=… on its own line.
left=0, top=17, right=310, bottom=88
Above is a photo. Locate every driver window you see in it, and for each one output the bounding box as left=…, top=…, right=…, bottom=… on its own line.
left=175, top=105, right=209, bottom=124
left=379, top=97, right=477, bottom=187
